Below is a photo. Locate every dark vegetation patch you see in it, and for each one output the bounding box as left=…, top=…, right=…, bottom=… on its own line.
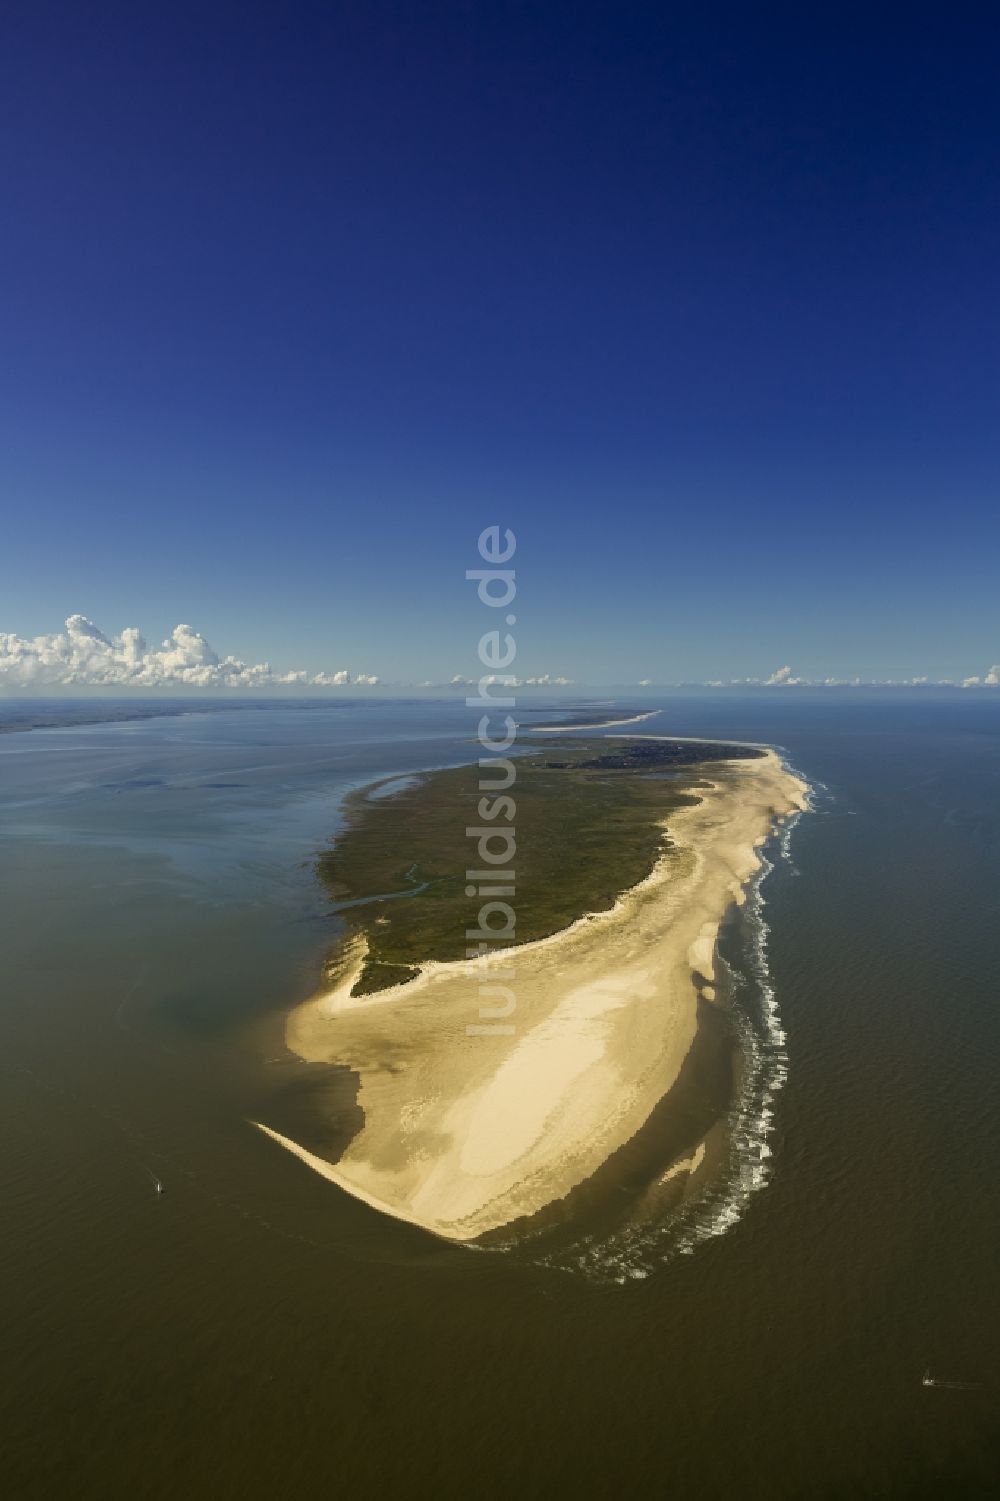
left=317, top=738, right=756, bottom=996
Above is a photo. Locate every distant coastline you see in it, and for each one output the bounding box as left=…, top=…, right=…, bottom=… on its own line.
left=527, top=708, right=658, bottom=731
left=0, top=697, right=641, bottom=738
left=0, top=697, right=392, bottom=736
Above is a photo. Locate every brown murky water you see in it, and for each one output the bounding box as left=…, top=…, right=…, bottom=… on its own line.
left=2, top=698, right=998, bottom=1498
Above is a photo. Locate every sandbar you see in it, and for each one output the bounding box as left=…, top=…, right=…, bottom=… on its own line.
left=256, top=749, right=807, bottom=1240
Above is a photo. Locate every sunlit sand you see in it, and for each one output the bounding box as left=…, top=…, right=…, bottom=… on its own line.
left=257, top=750, right=808, bottom=1240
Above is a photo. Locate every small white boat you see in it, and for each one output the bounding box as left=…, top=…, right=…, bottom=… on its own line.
left=922, top=1367, right=979, bottom=1390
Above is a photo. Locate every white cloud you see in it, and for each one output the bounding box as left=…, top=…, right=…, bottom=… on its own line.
left=710, top=669, right=987, bottom=688
left=962, top=666, right=999, bottom=687
left=766, top=665, right=804, bottom=686
left=441, top=672, right=572, bottom=689
left=0, top=615, right=378, bottom=689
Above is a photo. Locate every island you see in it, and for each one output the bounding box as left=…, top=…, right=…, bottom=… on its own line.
left=256, top=737, right=809, bottom=1242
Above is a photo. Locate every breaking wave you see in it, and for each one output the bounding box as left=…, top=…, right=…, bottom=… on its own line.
left=538, top=766, right=819, bottom=1285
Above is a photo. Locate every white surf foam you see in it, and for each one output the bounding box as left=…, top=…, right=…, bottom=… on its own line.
left=535, top=765, right=819, bottom=1285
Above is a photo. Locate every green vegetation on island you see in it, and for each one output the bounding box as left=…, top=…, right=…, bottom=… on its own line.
left=317, top=737, right=763, bottom=997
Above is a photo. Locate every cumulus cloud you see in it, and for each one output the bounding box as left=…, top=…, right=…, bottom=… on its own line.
left=442, top=672, right=572, bottom=689
left=714, top=669, right=982, bottom=688
left=962, top=666, right=999, bottom=687
left=766, top=665, right=804, bottom=686
left=0, top=615, right=378, bottom=689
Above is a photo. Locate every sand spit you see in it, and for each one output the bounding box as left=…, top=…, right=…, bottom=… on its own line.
left=528, top=710, right=659, bottom=732
left=258, top=750, right=808, bottom=1241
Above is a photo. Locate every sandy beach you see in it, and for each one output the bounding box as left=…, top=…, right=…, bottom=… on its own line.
left=258, top=750, right=808, bottom=1240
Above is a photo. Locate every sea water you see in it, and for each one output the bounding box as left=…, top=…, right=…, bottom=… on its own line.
left=2, top=693, right=997, bottom=1497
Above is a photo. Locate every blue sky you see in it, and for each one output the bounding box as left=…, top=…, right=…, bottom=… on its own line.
left=2, top=1, right=998, bottom=689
